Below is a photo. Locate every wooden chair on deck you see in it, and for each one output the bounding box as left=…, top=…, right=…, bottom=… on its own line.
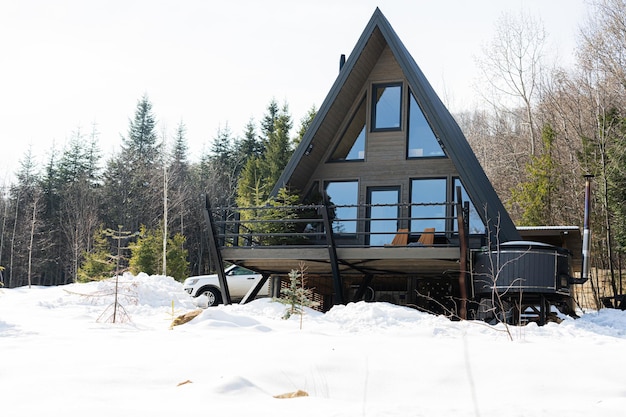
left=387, top=227, right=435, bottom=246
left=417, top=227, right=435, bottom=245
left=389, top=228, right=409, bottom=246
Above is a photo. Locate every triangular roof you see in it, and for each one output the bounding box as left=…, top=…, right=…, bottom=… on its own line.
left=273, top=8, right=520, bottom=242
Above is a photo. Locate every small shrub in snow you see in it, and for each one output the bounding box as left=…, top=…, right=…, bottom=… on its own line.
left=276, top=264, right=319, bottom=326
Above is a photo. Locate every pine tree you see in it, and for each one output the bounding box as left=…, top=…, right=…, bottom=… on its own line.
left=56, top=128, right=102, bottom=283
left=129, top=225, right=189, bottom=281
left=236, top=100, right=294, bottom=208
left=169, top=122, right=190, bottom=186
left=236, top=156, right=269, bottom=208
left=510, top=124, right=560, bottom=225
left=168, top=121, right=193, bottom=238
left=7, top=149, right=41, bottom=287
left=605, top=110, right=626, bottom=251
left=260, top=99, right=280, bottom=143
left=165, top=233, right=189, bottom=282
left=237, top=118, right=264, bottom=163
left=102, top=95, right=161, bottom=233
left=124, top=95, right=159, bottom=166
left=262, top=101, right=293, bottom=187
left=77, top=227, right=115, bottom=282
left=294, top=105, right=317, bottom=146
left=210, top=124, right=236, bottom=167
left=278, top=264, right=318, bottom=323
left=256, top=187, right=305, bottom=245
left=129, top=225, right=160, bottom=276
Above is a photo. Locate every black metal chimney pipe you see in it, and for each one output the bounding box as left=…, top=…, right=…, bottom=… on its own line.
left=581, top=175, right=594, bottom=281
left=339, top=54, right=346, bottom=71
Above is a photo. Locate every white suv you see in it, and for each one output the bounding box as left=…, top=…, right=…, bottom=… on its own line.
left=183, top=265, right=269, bottom=307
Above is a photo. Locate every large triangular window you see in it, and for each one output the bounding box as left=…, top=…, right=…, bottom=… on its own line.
left=407, top=91, right=445, bottom=158
left=454, top=178, right=485, bottom=234
left=330, top=97, right=366, bottom=161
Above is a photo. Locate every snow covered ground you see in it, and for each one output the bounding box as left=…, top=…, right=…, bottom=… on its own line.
left=1, top=274, right=625, bottom=416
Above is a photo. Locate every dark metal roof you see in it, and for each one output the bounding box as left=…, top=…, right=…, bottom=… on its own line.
left=272, top=8, right=520, bottom=242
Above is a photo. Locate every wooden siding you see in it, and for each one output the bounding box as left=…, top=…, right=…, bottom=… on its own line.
left=305, top=44, right=458, bottom=211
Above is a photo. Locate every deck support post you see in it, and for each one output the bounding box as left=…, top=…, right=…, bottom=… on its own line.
left=539, top=295, right=547, bottom=326
left=202, top=194, right=232, bottom=305
left=321, top=201, right=345, bottom=305
left=240, top=274, right=270, bottom=304
left=455, top=186, right=468, bottom=320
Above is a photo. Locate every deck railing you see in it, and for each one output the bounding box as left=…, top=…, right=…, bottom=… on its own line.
left=208, top=201, right=470, bottom=249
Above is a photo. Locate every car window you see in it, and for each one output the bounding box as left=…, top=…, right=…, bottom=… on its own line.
left=231, top=266, right=255, bottom=275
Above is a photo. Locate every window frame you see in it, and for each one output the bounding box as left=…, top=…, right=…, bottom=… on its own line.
left=324, top=180, right=359, bottom=237
left=409, top=177, right=448, bottom=234
left=329, top=96, right=367, bottom=162
left=371, top=82, right=403, bottom=132
left=366, top=186, right=401, bottom=246
left=407, top=89, right=445, bottom=159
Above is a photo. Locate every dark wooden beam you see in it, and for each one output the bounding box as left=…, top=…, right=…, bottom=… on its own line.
left=322, top=201, right=345, bottom=305
left=202, top=194, right=232, bottom=305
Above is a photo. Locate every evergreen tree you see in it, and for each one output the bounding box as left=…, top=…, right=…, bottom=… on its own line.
left=604, top=110, right=626, bottom=251
left=510, top=124, right=560, bottom=225
left=294, top=105, right=317, bottom=146
left=55, top=128, right=103, bottom=283
left=210, top=124, right=236, bottom=167
left=254, top=187, right=305, bottom=245
left=7, top=149, right=41, bottom=287
left=237, top=99, right=294, bottom=208
left=77, top=226, right=115, bottom=282
left=237, top=118, right=264, bottom=163
left=165, top=233, right=190, bottom=282
left=129, top=225, right=159, bottom=276
left=123, top=95, right=159, bottom=166
left=129, top=225, right=189, bottom=281
left=169, top=122, right=190, bottom=185
left=102, top=95, right=162, bottom=233
left=260, top=98, right=280, bottom=143
left=236, top=156, right=269, bottom=208
left=277, top=264, right=318, bottom=322
left=262, top=101, right=293, bottom=187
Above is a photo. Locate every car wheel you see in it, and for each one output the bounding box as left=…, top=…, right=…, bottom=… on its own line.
left=197, top=287, right=222, bottom=307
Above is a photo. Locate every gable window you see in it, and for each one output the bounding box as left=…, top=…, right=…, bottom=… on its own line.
left=325, top=181, right=358, bottom=234
left=331, top=97, right=366, bottom=161
left=407, top=90, right=445, bottom=158
left=371, top=83, right=402, bottom=131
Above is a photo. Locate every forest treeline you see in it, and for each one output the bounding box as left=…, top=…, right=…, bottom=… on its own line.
left=1, top=0, right=625, bottom=303
left=0, top=96, right=315, bottom=287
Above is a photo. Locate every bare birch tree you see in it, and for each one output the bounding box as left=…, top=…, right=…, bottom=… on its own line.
left=476, top=10, right=546, bottom=156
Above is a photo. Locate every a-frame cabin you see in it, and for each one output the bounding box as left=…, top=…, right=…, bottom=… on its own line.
left=204, top=9, right=581, bottom=319
left=272, top=8, right=518, bottom=243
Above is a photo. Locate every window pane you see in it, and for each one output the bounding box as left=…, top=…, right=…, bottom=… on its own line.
left=411, top=179, right=446, bottom=232
left=368, top=189, right=399, bottom=246
left=408, top=91, right=445, bottom=158
left=326, top=181, right=358, bottom=234
left=331, top=98, right=366, bottom=161
left=372, top=84, right=401, bottom=130
left=454, top=178, right=485, bottom=234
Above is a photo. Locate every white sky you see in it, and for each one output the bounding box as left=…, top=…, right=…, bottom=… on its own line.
left=0, top=0, right=588, bottom=183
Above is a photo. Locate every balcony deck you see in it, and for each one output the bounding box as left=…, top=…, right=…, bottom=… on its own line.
left=220, top=244, right=462, bottom=277
left=205, top=199, right=474, bottom=281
